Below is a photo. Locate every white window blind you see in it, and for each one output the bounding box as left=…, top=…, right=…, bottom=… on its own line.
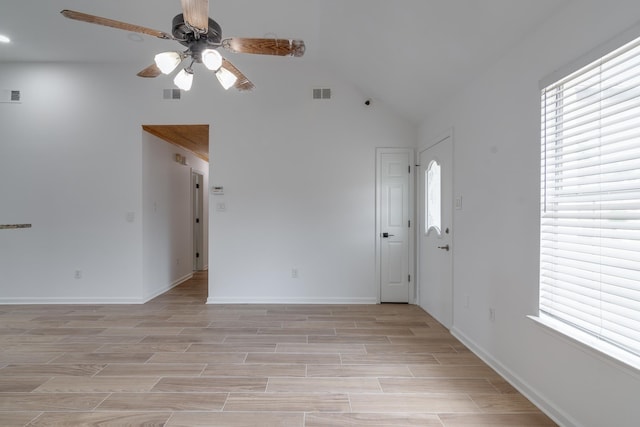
left=540, top=35, right=640, bottom=360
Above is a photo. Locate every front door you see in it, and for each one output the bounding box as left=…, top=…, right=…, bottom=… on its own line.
left=418, top=134, right=453, bottom=327
left=377, top=149, right=413, bottom=303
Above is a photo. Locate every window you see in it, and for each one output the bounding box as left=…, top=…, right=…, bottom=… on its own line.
left=426, top=160, right=441, bottom=236
left=540, top=34, right=640, bottom=364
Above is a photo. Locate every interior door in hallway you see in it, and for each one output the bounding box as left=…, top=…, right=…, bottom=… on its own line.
left=192, top=171, right=205, bottom=271
left=377, top=149, right=413, bottom=303
left=418, top=135, right=453, bottom=327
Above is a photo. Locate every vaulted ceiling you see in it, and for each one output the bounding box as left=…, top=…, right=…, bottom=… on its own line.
left=0, top=0, right=570, bottom=123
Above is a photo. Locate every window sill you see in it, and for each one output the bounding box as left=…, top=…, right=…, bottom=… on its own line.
left=528, top=315, right=640, bottom=378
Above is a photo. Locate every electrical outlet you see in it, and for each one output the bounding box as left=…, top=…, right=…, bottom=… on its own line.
left=291, top=268, right=299, bottom=279
left=74, top=270, right=82, bottom=279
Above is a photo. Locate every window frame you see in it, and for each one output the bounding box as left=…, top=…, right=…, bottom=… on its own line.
left=535, top=26, right=640, bottom=373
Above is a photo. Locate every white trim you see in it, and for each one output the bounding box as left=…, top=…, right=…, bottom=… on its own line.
left=191, top=169, right=205, bottom=272
left=451, top=326, right=580, bottom=427
left=375, top=147, right=416, bottom=304
left=416, top=129, right=455, bottom=328
left=540, top=20, right=640, bottom=89
left=207, top=297, right=378, bottom=305
left=0, top=273, right=195, bottom=305
left=142, top=273, right=193, bottom=303
left=0, top=297, right=146, bottom=305
left=419, top=127, right=454, bottom=151
left=528, top=315, right=640, bottom=377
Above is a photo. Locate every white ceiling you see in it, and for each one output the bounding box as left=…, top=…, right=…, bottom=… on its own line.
left=0, top=0, right=570, bottom=123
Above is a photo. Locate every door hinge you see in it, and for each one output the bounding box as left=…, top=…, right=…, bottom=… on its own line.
left=196, top=218, right=200, bottom=223
left=196, top=183, right=200, bottom=189
left=408, top=220, right=411, bottom=228
left=196, top=252, right=200, bottom=258
left=408, top=165, right=411, bottom=173
left=408, top=274, right=411, bottom=283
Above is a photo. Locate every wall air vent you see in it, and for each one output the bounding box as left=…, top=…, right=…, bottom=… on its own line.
left=163, top=89, right=181, bottom=100
left=312, top=88, right=331, bottom=100
left=1, top=90, right=21, bottom=103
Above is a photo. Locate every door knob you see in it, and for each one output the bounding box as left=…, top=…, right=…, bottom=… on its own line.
left=437, top=244, right=450, bottom=251
left=381, top=232, right=395, bottom=238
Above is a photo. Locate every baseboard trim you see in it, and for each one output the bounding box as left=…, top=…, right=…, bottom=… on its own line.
left=0, top=273, right=196, bottom=305
left=207, top=296, right=378, bottom=305
left=0, top=297, right=145, bottom=305
left=451, top=326, right=580, bottom=427
left=142, top=273, right=194, bottom=303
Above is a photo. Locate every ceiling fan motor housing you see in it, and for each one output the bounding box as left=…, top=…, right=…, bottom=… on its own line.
left=172, top=14, right=222, bottom=61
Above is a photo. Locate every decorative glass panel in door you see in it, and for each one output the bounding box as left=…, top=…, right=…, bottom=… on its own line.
left=425, top=160, right=441, bottom=236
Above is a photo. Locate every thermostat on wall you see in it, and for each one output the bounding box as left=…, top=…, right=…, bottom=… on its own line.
left=211, top=186, right=224, bottom=195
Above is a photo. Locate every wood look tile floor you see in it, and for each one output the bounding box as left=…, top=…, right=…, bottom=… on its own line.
left=0, top=272, right=556, bottom=426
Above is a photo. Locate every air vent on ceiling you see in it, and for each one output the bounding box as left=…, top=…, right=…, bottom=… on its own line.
left=312, top=88, right=331, bottom=100
left=1, top=90, right=21, bottom=103
left=163, top=89, right=181, bottom=100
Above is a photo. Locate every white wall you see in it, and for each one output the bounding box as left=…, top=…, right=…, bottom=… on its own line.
left=207, top=63, right=416, bottom=304
left=142, top=133, right=208, bottom=301
left=420, top=1, right=640, bottom=426
left=0, top=59, right=415, bottom=304
left=0, top=64, right=144, bottom=303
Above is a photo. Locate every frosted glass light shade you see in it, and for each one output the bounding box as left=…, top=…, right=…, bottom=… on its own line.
left=154, top=52, right=181, bottom=75
left=216, top=67, right=237, bottom=90
left=173, top=68, right=194, bottom=91
left=202, top=49, right=222, bottom=71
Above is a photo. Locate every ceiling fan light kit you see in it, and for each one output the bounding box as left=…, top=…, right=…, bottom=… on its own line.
left=201, top=49, right=222, bottom=71
left=60, top=0, right=305, bottom=92
left=154, top=51, right=183, bottom=75
left=174, top=68, right=194, bottom=91
left=216, top=67, right=238, bottom=90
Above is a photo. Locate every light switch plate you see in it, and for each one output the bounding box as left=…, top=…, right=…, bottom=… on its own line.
left=455, top=197, right=463, bottom=210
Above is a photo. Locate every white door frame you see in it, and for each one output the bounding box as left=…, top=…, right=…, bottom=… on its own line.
left=375, top=147, right=415, bottom=304
left=416, top=129, right=454, bottom=327
left=191, top=169, right=205, bottom=271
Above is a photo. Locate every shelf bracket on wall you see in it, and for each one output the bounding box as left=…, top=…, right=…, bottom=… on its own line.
left=0, top=224, right=32, bottom=230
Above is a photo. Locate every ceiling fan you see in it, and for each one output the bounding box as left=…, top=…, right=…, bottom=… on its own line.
left=60, top=0, right=305, bottom=91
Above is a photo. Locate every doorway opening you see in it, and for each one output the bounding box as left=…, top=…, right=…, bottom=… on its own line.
left=141, top=124, right=210, bottom=302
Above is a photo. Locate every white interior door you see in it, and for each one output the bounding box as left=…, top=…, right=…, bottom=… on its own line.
left=192, top=171, right=204, bottom=271
left=377, top=149, right=413, bottom=303
left=418, top=135, right=453, bottom=327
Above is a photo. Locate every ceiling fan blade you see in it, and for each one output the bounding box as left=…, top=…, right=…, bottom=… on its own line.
left=222, top=38, right=305, bottom=57
left=61, top=10, right=174, bottom=40
left=181, top=0, right=209, bottom=33
left=221, top=59, right=255, bottom=91
left=137, top=64, right=162, bottom=78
